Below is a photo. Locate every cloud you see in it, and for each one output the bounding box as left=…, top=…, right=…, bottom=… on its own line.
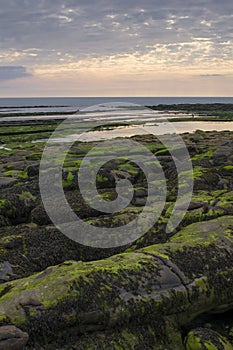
left=0, top=0, right=232, bottom=59
left=200, top=74, right=225, bottom=77
left=0, top=0, right=232, bottom=95
left=0, top=66, right=32, bottom=80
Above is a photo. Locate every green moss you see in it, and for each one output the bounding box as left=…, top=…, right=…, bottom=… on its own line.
left=62, top=171, right=74, bottom=188
left=185, top=329, right=233, bottom=350
left=67, top=171, right=74, bottom=183
left=25, top=152, right=42, bottom=161
left=185, top=332, right=202, bottom=349
left=3, top=169, right=14, bottom=176
left=14, top=181, right=25, bottom=187
left=155, top=148, right=169, bottom=156
left=193, top=166, right=205, bottom=179
left=96, top=173, right=108, bottom=183
left=0, top=199, right=16, bottom=217
left=182, top=207, right=226, bottom=226
left=146, top=217, right=233, bottom=256
left=118, top=162, right=138, bottom=175
left=1, top=215, right=233, bottom=347
left=204, top=342, right=218, bottom=349
left=0, top=199, right=6, bottom=209
left=0, top=234, right=22, bottom=244
left=29, top=309, right=37, bottom=317
left=17, top=169, right=28, bottom=179
left=191, top=148, right=215, bottom=161
left=194, top=278, right=209, bottom=293
left=18, top=191, right=36, bottom=204
left=0, top=252, right=157, bottom=324
left=191, top=191, right=226, bottom=204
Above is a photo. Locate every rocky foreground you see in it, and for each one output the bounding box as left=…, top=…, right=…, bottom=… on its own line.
left=1, top=129, right=233, bottom=349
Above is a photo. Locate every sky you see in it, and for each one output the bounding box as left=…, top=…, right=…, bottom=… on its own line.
left=0, top=0, right=232, bottom=97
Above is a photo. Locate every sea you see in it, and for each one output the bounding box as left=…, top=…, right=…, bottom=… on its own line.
left=1, top=97, right=233, bottom=140
left=0, top=97, right=233, bottom=109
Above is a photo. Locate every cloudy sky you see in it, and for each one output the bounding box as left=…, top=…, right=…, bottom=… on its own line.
left=0, top=0, right=232, bottom=97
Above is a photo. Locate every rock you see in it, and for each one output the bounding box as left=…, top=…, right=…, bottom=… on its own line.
left=0, top=177, right=17, bottom=189
left=185, top=328, right=233, bottom=350
left=5, top=162, right=27, bottom=171
left=0, top=261, right=14, bottom=282
left=1, top=216, right=233, bottom=349
left=3, top=130, right=233, bottom=349
left=31, top=204, right=51, bottom=226
left=188, top=201, right=206, bottom=211
left=31, top=191, right=103, bottom=225
left=218, top=177, right=229, bottom=190
left=212, top=147, right=233, bottom=166
left=194, top=170, right=220, bottom=191
left=0, top=184, right=39, bottom=225
left=0, top=325, right=29, bottom=350
left=26, top=163, right=40, bottom=177
left=132, top=197, right=147, bottom=206
left=0, top=199, right=16, bottom=220
left=0, top=225, right=123, bottom=279
left=0, top=215, right=10, bottom=227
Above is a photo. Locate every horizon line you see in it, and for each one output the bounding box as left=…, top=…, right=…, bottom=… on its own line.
left=0, top=96, right=233, bottom=99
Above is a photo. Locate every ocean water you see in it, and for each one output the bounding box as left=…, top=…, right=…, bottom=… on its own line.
left=0, top=96, right=233, bottom=109
left=1, top=97, right=233, bottom=139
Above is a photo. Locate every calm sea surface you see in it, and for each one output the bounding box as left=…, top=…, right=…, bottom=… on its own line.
left=0, top=97, right=233, bottom=109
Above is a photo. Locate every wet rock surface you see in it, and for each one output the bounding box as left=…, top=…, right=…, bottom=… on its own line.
left=0, top=130, right=233, bottom=349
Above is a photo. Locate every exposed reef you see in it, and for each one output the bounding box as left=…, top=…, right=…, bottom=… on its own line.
left=1, top=125, right=233, bottom=349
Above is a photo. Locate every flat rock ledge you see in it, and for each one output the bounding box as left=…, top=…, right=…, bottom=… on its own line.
left=0, top=216, right=233, bottom=349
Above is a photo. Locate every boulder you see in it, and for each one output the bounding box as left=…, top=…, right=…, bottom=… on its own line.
left=1, top=216, right=233, bottom=349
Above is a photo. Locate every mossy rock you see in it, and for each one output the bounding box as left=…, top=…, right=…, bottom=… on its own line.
left=0, top=181, right=40, bottom=224
left=0, top=199, right=16, bottom=219
left=42, top=325, right=180, bottom=350
left=185, top=328, right=233, bottom=350
left=0, top=225, right=124, bottom=280
left=1, top=216, right=233, bottom=349
left=25, top=152, right=42, bottom=161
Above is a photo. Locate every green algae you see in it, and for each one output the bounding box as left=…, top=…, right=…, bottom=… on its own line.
left=191, top=149, right=215, bottom=161
left=168, top=216, right=233, bottom=246
left=0, top=213, right=233, bottom=349
left=185, top=329, right=233, bottom=350
left=224, top=166, right=233, bottom=171
left=1, top=215, right=233, bottom=329
left=0, top=199, right=6, bottom=209
left=18, top=191, right=36, bottom=204
left=0, top=252, right=157, bottom=324
left=0, top=199, right=16, bottom=217
left=62, top=171, right=77, bottom=188
left=18, top=169, right=28, bottom=179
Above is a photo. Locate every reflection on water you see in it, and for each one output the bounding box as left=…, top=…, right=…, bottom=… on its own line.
left=80, top=121, right=233, bottom=141
left=36, top=121, right=233, bottom=144
left=2, top=104, right=233, bottom=143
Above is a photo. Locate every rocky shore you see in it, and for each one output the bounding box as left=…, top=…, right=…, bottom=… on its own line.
left=1, top=126, right=233, bottom=349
